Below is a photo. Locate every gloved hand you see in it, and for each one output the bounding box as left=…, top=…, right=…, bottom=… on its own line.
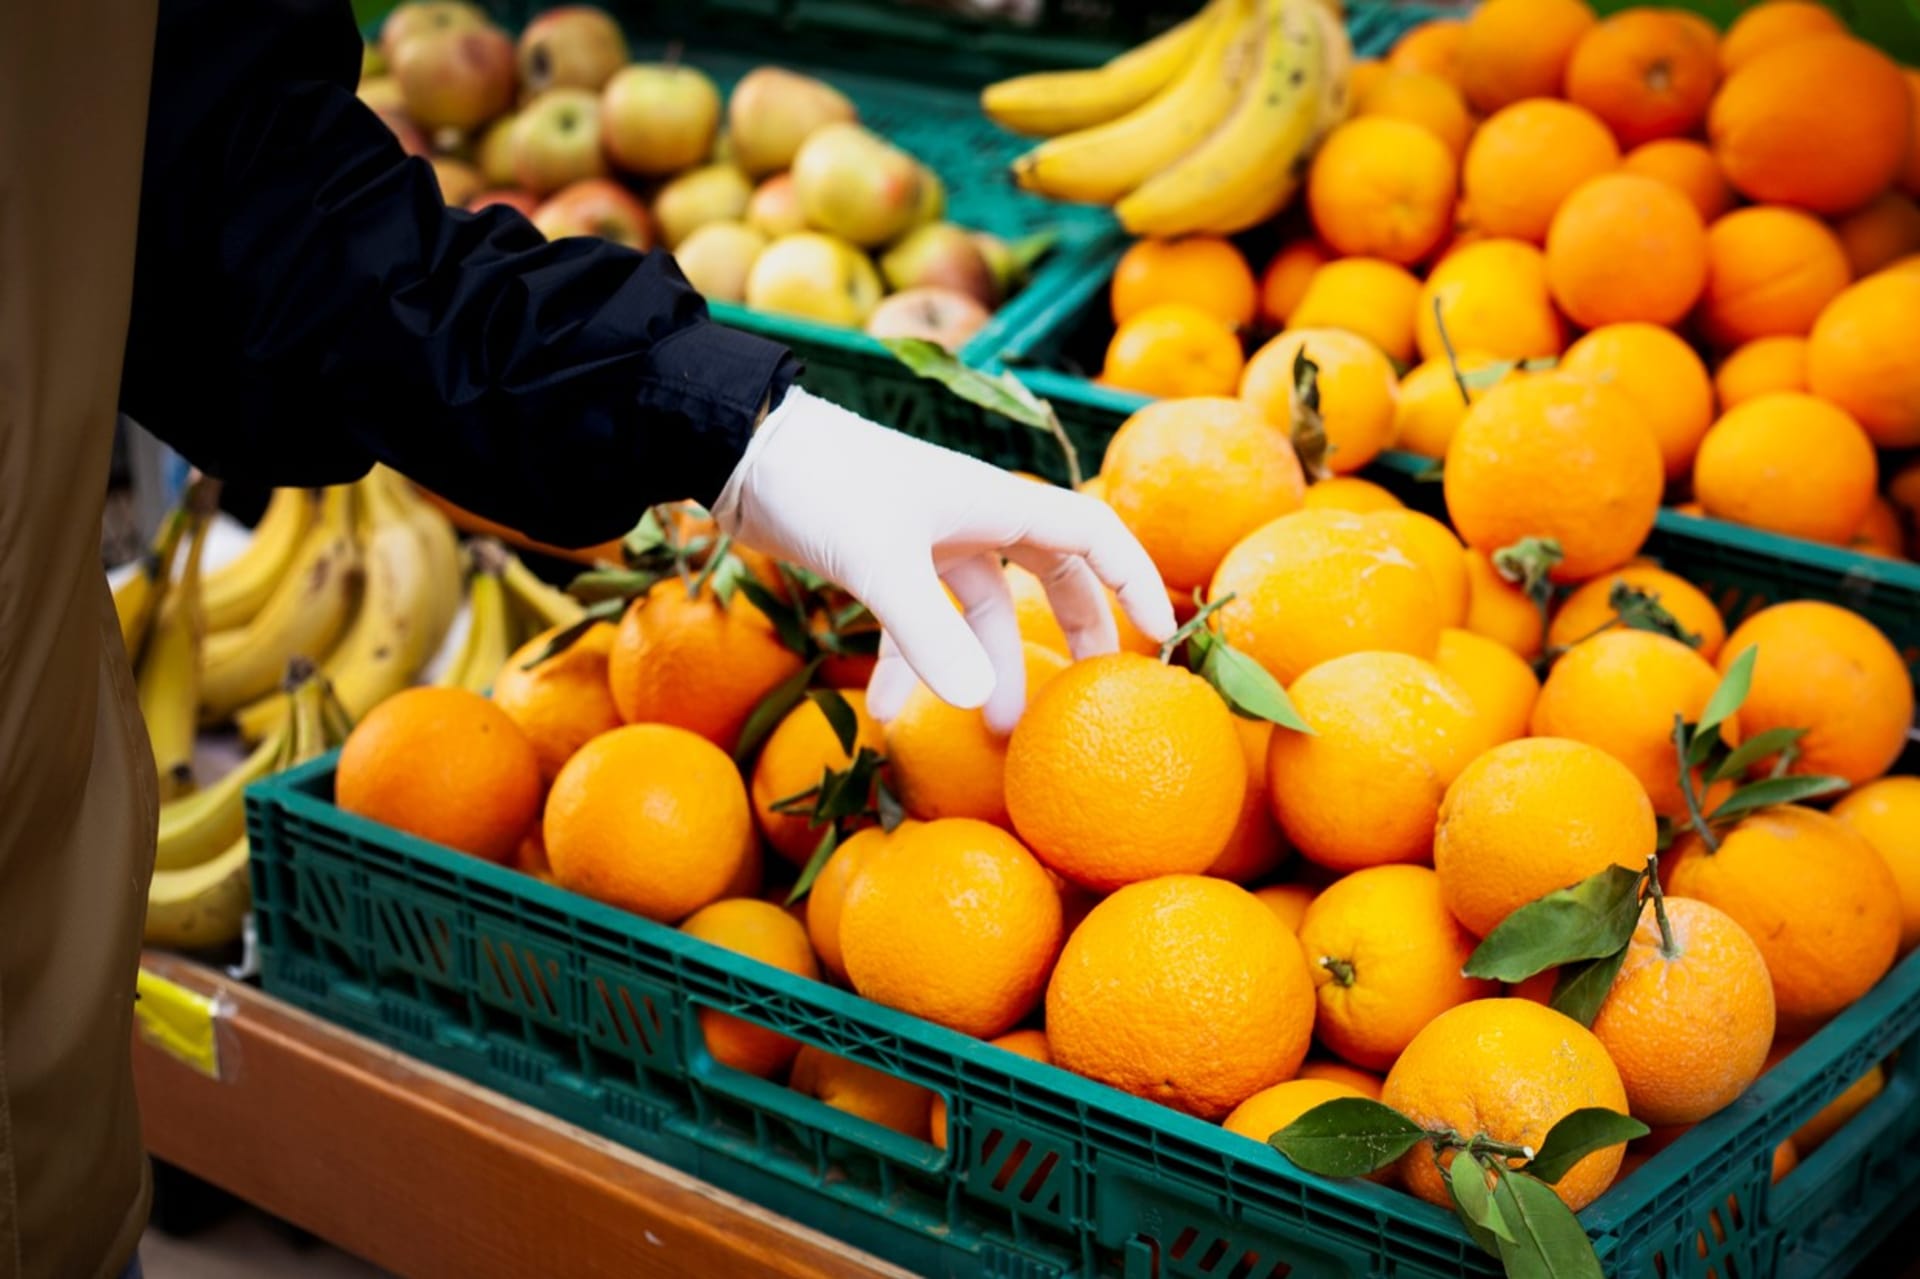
left=712, top=387, right=1177, bottom=733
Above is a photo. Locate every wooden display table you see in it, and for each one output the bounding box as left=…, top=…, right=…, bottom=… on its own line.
left=132, top=951, right=908, bottom=1279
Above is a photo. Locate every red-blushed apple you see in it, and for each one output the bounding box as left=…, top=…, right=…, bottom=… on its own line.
left=727, top=67, right=856, bottom=177
left=427, top=156, right=486, bottom=206
left=380, top=0, right=487, bottom=63
left=517, top=6, right=629, bottom=95
left=475, top=112, right=521, bottom=187
left=744, top=232, right=882, bottom=327
left=879, top=223, right=996, bottom=308
left=864, top=287, right=992, bottom=352
left=653, top=164, right=752, bottom=249
left=512, top=88, right=606, bottom=195
left=393, top=24, right=517, bottom=132
left=790, top=122, right=923, bottom=248
left=674, top=221, right=769, bottom=303
left=746, top=174, right=807, bottom=238
left=468, top=189, right=540, bottom=217
left=533, top=178, right=655, bottom=249
left=972, top=232, right=1018, bottom=304
left=357, top=74, right=405, bottom=115
left=373, top=107, right=432, bottom=157
left=602, top=64, right=722, bottom=177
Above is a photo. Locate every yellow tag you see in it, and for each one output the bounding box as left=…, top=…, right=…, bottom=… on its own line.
left=135, top=968, right=222, bottom=1079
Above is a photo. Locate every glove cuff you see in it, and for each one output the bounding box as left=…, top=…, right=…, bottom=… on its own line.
left=711, top=383, right=822, bottom=538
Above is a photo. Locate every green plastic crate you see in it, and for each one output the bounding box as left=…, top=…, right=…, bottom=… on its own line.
left=249, top=747, right=1920, bottom=1279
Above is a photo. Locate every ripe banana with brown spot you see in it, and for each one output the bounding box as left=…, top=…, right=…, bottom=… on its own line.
left=201, top=488, right=319, bottom=631
left=316, top=473, right=441, bottom=722
left=114, top=505, right=190, bottom=664
left=153, top=714, right=290, bottom=872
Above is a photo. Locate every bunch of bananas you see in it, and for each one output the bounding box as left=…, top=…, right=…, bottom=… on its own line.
left=985, top=0, right=1353, bottom=237
left=438, top=537, right=587, bottom=695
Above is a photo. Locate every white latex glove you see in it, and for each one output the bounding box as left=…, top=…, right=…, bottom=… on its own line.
left=711, top=387, right=1177, bottom=733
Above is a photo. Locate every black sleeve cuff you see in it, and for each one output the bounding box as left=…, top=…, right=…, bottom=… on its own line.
left=636, top=321, right=803, bottom=510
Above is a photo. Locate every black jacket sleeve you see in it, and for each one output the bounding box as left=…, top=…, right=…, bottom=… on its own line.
left=121, top=0, right=799, bottom=548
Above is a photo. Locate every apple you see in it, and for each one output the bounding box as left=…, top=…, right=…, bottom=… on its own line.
left=674, top=221, right=770, bottom=303
left=879, top=223, right=997, bottom=308
left=727, top=67, right=857, bottom=177
left=468, top=189, right=540, bottom=217
left=517, top=6, right=629, bottom=95
left=379, top=0, right=487, bottom=63
left=711, top=129, right=736, bottom=167
left=362, top=43, right=388, bottom=81
left=746, top=175, right=807, bottom=239
left=512, top=89, right=606, bottom=195
left=864, top=287, right=992, bottom=352
left=475, top=112, right=521, bottom=186
left=392, top=24, right=517, bottom=132
left=602, top=64, right=722, bottom=177
left=373, top=106, right=431, bottom=157
left=357, top=74, right=405, bottom=114
left=653, top=164, right=752, bottom=249
left=533, top=178, right=655, bottom=249
left=791, top=123, right=924, bottom=248
left=972, top=232, right=1019, bottom=304
left=427, top=156, right=485, bottom=206
left=913, top=166, right=946, bottom=226
left=745, top=232, right=882, bottom=327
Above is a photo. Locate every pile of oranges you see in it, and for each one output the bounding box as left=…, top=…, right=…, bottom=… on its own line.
left=1096, top=0, right=1920, bottom=562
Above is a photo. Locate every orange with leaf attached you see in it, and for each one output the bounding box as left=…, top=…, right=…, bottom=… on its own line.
left=749, top=690, right=886, bottom=865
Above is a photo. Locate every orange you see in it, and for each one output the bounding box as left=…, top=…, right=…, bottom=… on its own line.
left=1436, top=737, right=1658, bottom=938
left=1206, top=717, right=1288, bottom=885
left=1445, top=372, right=1664, bottom=582
left=1546, top=563, right=1727, bottom=660
left=1391, top=354, right=1516, bottom=460
left=1368, top=509, right=1469, bottom=628
left=1349, top=58, right=1390, bottom=103
left=1389, top=19, right=1467, bottom=84
left=1102, top=397, right=1307, bottom=594
left=1415, top=239, right=1568, bottom=362
left=1100, top=302, right=1244, bottom=399
left=840, top=818, right=1062, bottom=1038
left=1211, top=509, right=1444, bottom=686
left=1907, top=69, right=1920, bottom=196
left=1110, top=236, right=1258, bottom=330
left=1808, top=270, right=1920, bottom=448
left=1296, top=1059, right=1384, bottom=1099
left=1546, top=173, right=1708, bottom=329
left=1254, top=883, right=1316, bottom=934
left=1288, top=257, right=1424, bottom=365
left=1591, top=897, right=1774, bottom=1127
left=788, top=1045, right=933, bottom=1140
left=1240, top=328, right=1399, bottom=476
left=1712, top=335, right=1809, bottom=408
left=1533, top=629, right=1735, bottom=818
left=1006, top=653, right=1245, bottom=891
left=1855, top=496, right=1909, bottom=559
left=1793, top=1063, right=1885, bottom=1154
left=1268, top=653, right=1482, bottom=872
left=1834, top=192, right=1920, bottom=277
left=1710, top=35, right=1912, bottom=215
left=1462, top=100, right=1622, bottom=245
left=1435, top=626, right=1540, bottom=747
left=489, top=623, right=622, bottom=783
left=1047, top=875, right=1316, bottom=1119
left=513, top=825, right=552, bottom=879
left=1720, top=601, right=1913, bottom=786
left=886, top=642, right=1068, bottom=830
left=1773, top=1138, right=1800, bottom=1183
left=1004, top=563, right=1157, bottom=660
left=1298, top=865, right=1498, bottom=1071
left=804, top=825, right=888, bottom=983
left=1833, top=778, right=1920, bottom=953
left=545, top=723, right=754, bottom=922
left=1384, top=999, right=1631, bottom=1211
left=1222, top=1077, right=1369, bottom=1146
left=1355, top=70, right=1473, bottom=157
left=1693, top=393, right=1878, bottom=546
left=1720, top=1, right=1848, bottom=74
left=1463, top=548, right=1546, bottom=660
left=680, top=899, right=820, bottom=1078
left=1307, top=117, right=1459, bottom=266
left=1665, top=807, right=1902, bottom=1031
left=1697, top=206, right=1852, bottom=349
left=930, top=1030, right=1050, bottom=1150
left=1560, top=323, right=1716, bottom=480
left=1566, top=8, right=1720, bottom=148
left=1301, top=477, right=1403, bottom=515
left=750, top=690, right=885, bottom=864
left=1257, top=239, right=1334, bottom=330
left=1621, top=138, right=1736, bottom=222
left=337, top=685, right=541, bottom=863
left=1457, top=0, right=1598, bottom=114
left=608, top=578, right=805, bottom=753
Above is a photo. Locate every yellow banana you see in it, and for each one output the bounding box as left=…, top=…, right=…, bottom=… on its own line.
left=1115, top=0, right=1326, bottom=238
left=376, top=466, right=464, bottom=654
left=136, top=512, right=209, bottom=801
left=1012, top=0, right=1261, bottom=207
left=317, top=474, right=440, bottom=722
left=983, top=0, right=1228, bottom=138
left=500, top=549, right=586, bottom=634
left=153, top=715, right=290, bottom=872
left=1303, top=0, right=1353, bottom=139
left=199, top=485, right=361, bottom=723
left=445, top=564, right=514, bottom=694
left=113, top=505, right=190, bottom=664
left=201, top=488, right=319, bottom=631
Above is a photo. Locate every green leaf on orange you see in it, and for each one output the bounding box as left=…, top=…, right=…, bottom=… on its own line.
left=1462, top=865, right=1644, bottom=983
